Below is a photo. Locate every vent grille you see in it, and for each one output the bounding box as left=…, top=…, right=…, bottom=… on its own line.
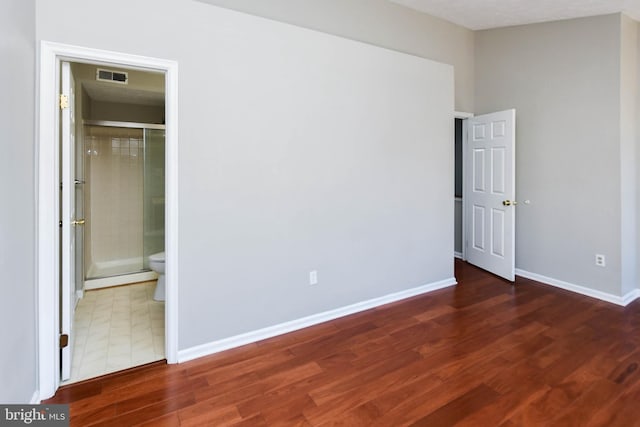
left=96, top=68, right=128, bottom=84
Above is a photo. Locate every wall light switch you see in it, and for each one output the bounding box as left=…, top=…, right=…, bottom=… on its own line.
left=309, top=270, right=318, bottom=285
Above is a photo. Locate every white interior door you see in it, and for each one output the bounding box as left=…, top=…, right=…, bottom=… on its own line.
left=60, top=61, right=77, bottom=381
left=465, top=109, right=516, bottom=281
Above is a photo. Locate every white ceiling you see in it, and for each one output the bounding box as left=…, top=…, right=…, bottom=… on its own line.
left=388, top=0, right=640, bottom=30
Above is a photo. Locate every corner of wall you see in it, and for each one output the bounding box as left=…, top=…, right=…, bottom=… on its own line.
left=620, top=13, right=639, bottom=295
left=476, top=15, right=627, bottom=297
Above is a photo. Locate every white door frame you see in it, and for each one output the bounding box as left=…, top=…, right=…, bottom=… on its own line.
left=454, top=111, right=473, bottom=261
left=37, top=41, right=179, bottom=400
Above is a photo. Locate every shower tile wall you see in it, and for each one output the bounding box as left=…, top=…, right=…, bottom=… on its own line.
left=85, top=126, right=145, bottom=278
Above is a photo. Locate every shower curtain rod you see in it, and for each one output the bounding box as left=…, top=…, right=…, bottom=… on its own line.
left=83, top=119, right=166, bottom=130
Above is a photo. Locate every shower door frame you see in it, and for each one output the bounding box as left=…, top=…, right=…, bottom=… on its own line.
left=37, top=41, right=179, bottom=400
left=82, top=120, right=166, bottom=289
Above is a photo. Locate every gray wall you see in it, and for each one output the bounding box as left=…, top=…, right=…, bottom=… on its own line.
left=197, top=0, right=476, bottom=260
left=454, top=199, right=462, bottom=254
left=89, top=100, right=164, bottom=124
left=476, top=14, right=624, bottom=295
left=196, top=0, right=475, bottom=112
left=621, top=15, right=639, bottom=295
left=35, top=0, right=454, bottom=351
left=0, top=0, right=37, bottom=403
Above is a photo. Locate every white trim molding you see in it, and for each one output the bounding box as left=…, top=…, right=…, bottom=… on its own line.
left=454, top=252, right=463, bottom=259
left=622, top=289, right=640, bottom=306
left=37, top=41, right=179, bottom=400
left=454, top=111, right=474, bottom=119
left=178, top=277, right=457, bottom=363
left=515, top=269, right=640, bottom=306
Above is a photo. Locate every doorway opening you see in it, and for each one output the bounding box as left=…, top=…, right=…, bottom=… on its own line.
left=37, top=42, right=178, bottom=400
left=454, top=112, right=473, bottom=261
left=65, top=63, right=166, bottom=384
left=454, top=117, right=464, bottom=259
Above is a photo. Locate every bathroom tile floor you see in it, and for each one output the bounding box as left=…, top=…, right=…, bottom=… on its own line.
left=63, top=281, right=165, bottom=385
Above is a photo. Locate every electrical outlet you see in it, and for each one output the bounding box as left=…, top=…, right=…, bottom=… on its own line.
left=309, top=270, right=318, bottom=285
left=595, top=254, right=606, bottom=267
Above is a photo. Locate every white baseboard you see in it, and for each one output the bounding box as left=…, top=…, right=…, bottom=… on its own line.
left=75, top=290, right=84, bottom=309
left=30, top=390, right=40, bottom=404
left=454, top=251, right=463, bottom=259
left=515, top=269, right=640, bottom=306
left=178, top=277, right=457, bottom=363
left=622, top=289, right=640, bottom=306
left=84, top=271, right=158, bottom=290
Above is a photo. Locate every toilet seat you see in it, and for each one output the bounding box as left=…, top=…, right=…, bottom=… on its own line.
left=149, top=252, right=165, bottom=262
left=148, top=252, right=166, bottom=301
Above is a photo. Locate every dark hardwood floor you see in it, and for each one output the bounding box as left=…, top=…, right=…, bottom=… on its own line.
left=45, top=260, right=640, bottom=426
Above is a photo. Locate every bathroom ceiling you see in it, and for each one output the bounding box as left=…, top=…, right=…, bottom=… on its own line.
left=72, top=63, right=165, bottom=107
left=388, top=0, right=640, bottom=30
left=82, top=81, right=165, bottom=107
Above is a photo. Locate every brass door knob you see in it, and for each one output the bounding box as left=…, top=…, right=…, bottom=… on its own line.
left=502, top=200, right=518, bottom=206
left=71, top=219, right=85, bottom=226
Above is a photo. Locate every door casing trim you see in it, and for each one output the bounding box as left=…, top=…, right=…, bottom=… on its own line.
left=37, top=41, right=179, bottom=400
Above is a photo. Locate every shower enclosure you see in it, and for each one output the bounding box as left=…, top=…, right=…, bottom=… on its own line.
left=82, top=121, right=165, bottom=289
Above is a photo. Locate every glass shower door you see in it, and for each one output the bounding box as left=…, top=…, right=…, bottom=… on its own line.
left=142, top=129, right=166, bottom=269
left=84, top=126, right=145, bottom=279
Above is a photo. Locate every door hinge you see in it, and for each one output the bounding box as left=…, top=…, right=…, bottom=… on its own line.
left=59, top=334, right=69, bottom=349
left=59, top=94, right=69, bottom=109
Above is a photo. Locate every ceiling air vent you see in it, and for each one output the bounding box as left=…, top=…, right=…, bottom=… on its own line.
left=96, top=68, right=128, bottom=84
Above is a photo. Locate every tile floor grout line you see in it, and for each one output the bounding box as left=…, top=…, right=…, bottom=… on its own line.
left=62, top=281, right=165, bottom=385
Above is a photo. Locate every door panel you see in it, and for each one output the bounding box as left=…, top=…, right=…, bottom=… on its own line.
left=465, top=109, right=515, bottom=281
left=491, top=208, right=504, bottom=256
left=60, top=61, right=76, bottom=381
left=473, top=149, right=485, bottom=191
left=492, top=148, right=505, bottom=193
left=472, top=205, right=485, bottom=251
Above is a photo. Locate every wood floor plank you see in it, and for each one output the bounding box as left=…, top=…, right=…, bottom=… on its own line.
left=586, top=383, right=640, bottom=427
left=304, top=369, right=441, bottom=426
left=226, top=414, right=269, bottom=427
left=408, top=383, right=501, bottom=427
left=178, top=402, right=242, bottom=426
left=45, top=260, right=640, bottom=426
left=607, top=350, right=640, bottom=386
left=308, top=349, right=420, bottom=406
left=368, top=354, right=508, bottom=425
left=133, top=411, right=181, bottom=427
left=190, top=348, right=296, bottom=384
left=90, top=390, right=196, bottom=427
left=455, top=383, right=551, bottom=426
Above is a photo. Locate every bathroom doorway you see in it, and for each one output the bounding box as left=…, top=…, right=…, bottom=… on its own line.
left=38, top=42, right=178, bottom=399
left=63, top=61, right=167, bottom=384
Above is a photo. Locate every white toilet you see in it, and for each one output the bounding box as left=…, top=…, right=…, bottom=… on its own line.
left=148, top=252, right=166, bottom=301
